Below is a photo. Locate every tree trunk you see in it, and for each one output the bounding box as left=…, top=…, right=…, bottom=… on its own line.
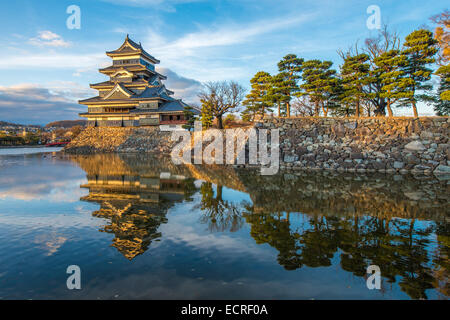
left=412, top=101, right=418, bottom=118
left=374, top=99, right=386, bottom=116
left=216, top=185, right=223, bottom=201
left=386, top=100, right=393, bottom=117
left=315, top=102, right=320, bottom=117
left=217, top=115, right=223, bottom=129
left=278, top=103, right=281, bottom=117
left=322, top=103, right=328, bottom=117
left=356, top=100, right=360, bottom=117
left=286, top=102, right=290, bottom=118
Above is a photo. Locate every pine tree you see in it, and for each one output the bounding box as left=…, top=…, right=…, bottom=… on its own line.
left=374, top=50, right=414, bottom=117
left=332, top=79, right=355, bottom=117
left=200, top=98, right=214, bottom=129
left=182, top=105, right=197, bottom=131
left=241, top=71, right=274, bottom=121
left=434, top=64, right=450, bottom=115
left=340, top=53, right=371, bottom=117
left=240, top=108, right=253, bottom=122
left=276, top=54, right=304, bottom=117
left=363, top=26, right=402, bottom=116
left=300, top=60, right=339, bottom=117
left=268, top=73, right=290, bottom=117
left=401, top=29, right=438, bottom=117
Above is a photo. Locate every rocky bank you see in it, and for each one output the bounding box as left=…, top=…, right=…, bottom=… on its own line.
left=259, top=117, right=449, bottom=176
left=65, top=127, right=175, bottom=154
left=65, top=117, right=450, bottom=176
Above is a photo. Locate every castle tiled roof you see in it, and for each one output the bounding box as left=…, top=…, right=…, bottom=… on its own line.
left=106, top=35, right=160, bottom=64
left=160, top=100, right=191, bottom=112
left=79, top=85, right=174, bottom=104
left=134, top=86, right=172, bottom=99
left=98, top=65, right=167, bottom=80
left=131, top=100, right=200, bottom=114
left=90, top=80, right=149, bottom=89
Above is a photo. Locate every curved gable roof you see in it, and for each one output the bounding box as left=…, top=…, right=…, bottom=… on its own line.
left=106, top=35, right=160, bottom=64
left=103, top=83, right=134, bottom=100
left=159, top=100, right=200, bottom=114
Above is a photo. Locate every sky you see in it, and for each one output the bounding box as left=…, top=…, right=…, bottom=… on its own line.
left=0, top=0, right=447, bottom=125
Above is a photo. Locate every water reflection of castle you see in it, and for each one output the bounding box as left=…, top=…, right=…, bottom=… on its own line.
left=80, top=172, right=192, bottom=260
left=71, top=154, right=449, bottom=299
left=72, top=153, right=244, bottom=260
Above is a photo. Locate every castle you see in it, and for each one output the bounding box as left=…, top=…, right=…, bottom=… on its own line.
left=79, top=35, right=199, bottom=131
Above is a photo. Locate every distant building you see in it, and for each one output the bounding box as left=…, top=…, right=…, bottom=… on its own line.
left=79, top=35, right=199, bottom=131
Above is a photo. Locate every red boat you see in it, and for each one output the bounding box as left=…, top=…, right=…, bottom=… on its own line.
left=45, top=141, right=70, bottom=147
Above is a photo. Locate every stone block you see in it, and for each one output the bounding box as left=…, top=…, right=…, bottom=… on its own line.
left=404, top=141, right=426, bottom=151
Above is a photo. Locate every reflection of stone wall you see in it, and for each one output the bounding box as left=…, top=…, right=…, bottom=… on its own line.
left=70, top=154, right=136, bottom=176
left=70, top=153, right=248, bottom=193
left=186, top=164, right=247, bottom=193
left=237, top=170, right=449, bottom=220
left=70, top=153, right=448, bottom=221
left=259, top=117, right=449, bottom=175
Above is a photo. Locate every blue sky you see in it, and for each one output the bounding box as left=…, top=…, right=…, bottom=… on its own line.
left=0, top=0, right=447, bottom=124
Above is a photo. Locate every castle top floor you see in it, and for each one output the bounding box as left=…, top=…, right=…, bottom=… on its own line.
left=104, top=35, right=160, bottom=70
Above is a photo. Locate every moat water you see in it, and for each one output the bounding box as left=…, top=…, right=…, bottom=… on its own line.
left=0, top=150, right=448, bottom=299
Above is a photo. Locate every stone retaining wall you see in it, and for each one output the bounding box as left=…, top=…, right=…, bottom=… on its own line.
left=65, top=127, right=175, bottom=154
left=258, top=117, right=449, bottom=175
left=65, top=117, right=450, bottom=176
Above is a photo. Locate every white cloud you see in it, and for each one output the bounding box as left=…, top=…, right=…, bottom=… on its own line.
left=0, top=180, right=86, bottom=202
left=33, top=233, right=68, bottom=256
left=29, top=31, right=71, bottom=48
left=112, top=27, right=129, bottom=34
left=103, top=0, right=167, bottom=5
left=101, top=0, right=202, bottom=10
left=0, top=83, right=92, bottom=124
left=144, top=14, right=314, bottom=81
left=0, top=52, right=107, bottom=71
left=38, top=30, right=60, bottom=41
left=148, top=14, right=312, bottom=57
left=0, top=82, right=92, bottom=102
left=157, top=67, right=202, bottom=103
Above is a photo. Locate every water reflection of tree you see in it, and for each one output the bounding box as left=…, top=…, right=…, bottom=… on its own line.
left=432, top=221, right=450, bottom=298
left=198, top=182, right=244, bottom=233
left=243, top=207, right=302, bottom=270
left=182, top=178, right=198, bottom=202
left=243, top=206, right=445, bottom=299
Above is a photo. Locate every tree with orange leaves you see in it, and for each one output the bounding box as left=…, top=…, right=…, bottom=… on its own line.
left=430, top=10, right=450, bottom=66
